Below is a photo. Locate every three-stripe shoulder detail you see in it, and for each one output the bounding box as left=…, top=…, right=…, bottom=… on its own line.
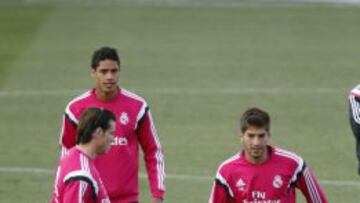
left=121, top=89, right=149, bottom=126
left=349, top=94, right=360, bottom=124
left=65, top=90, right=91, bottom=124
left=121, top=89, right=147, bottom=103
left=217, top=153, right=240, bottom=171
left=350, top=85, right=360, bottom=97
left=274, top=148, right=305, bottom=186
left=214, top=154, right=240, bottom=198
left=63, top=170, right=99, bottom=200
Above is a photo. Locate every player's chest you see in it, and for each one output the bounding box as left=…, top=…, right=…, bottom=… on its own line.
left=230, top=168, right=293, bottom=202
left=112, top=109, right=137, bottom=135
left=79, top=104, right=138, bottom=136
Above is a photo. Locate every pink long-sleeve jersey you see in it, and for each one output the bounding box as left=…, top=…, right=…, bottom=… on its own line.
left=209, top=146, right=327, bottom=203
left=51, top=147, right=110, bottom=203
left=60, top=88, right=165, bottom=203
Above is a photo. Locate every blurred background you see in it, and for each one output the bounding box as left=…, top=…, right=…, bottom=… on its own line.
left=0, top=0, right=360, bottom=202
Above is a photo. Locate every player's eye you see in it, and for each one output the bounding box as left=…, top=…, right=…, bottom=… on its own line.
left=247, top=133, right=255, bottom=138
left=99, top=69, right=107, bottom=74
left=258, top=133, right=266, bottom=138
left=111, top=69, right=119, bottom=74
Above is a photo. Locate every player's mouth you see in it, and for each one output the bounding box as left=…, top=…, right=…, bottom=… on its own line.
left=103, top=83, right=116, bottom=88
left=251, top=148, right=263, bottom=154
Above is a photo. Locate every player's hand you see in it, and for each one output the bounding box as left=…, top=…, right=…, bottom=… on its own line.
left=150, top=197, right=163, bottom=203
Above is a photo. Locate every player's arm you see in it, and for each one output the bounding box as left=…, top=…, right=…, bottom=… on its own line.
left=63, top=180, right=96, bottom=203
left=208, top=176, right=235, bottom=203
left=349, top=91, right=360, bottom=130
left=136, top=105, right=166, bottom=200
left=349, top=92, right=360, bottom=139
left=348, top=91, right=360, bottom=174
left=60, top=109, right=78, bottom=157
left=296, top=165, right=328, bottom=203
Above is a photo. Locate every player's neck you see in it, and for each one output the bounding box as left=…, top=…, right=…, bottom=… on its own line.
left=94, top=88, right=117, bottom=101
left=245, top=148, right=269, bottom=165
left=76, top=145, right=97, bottom=159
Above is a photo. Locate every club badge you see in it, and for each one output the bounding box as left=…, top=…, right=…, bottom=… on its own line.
left=273, top=175, right=283, bottom=189
left=119, top=112, right=129, bottom=125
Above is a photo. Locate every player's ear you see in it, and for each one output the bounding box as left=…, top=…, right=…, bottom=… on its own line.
left=93, top=127, right=103, bottom=138
left=91, top=68, right=96, bottom=78
left=238, top=130, right=244, bottom=140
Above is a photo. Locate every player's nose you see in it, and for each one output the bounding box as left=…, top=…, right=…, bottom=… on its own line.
left=252, top=136, right=262, bottom=145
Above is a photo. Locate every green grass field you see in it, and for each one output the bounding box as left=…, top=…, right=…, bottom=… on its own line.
left=0, top=0, right=360, bottom=202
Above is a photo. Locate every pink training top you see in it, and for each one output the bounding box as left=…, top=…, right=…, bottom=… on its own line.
left=51, top=147, right=110, bottom=203
left=60, top=88, right=165, bottom=203
left=209, top=146, right=328, bottom=203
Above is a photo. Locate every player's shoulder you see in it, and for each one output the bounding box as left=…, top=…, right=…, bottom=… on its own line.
left=64, top=90, right=93, bottom=122
left=216, top=153, right=241, bottom=175
left=350, top=84, right=360, bottom=97
left=120, top=88, right=147, bottom=104
left=351, top=84, right=360, bottom=91
left=272, top=147, right=304, bottom=167
left=63, top=168, right=99, bottom=194
left=61, top=148, right=82, bottom=165
left=61, top=150, right=98, bottom=186
left=66, top=90, right=93, bottom=108
left=63, top=169, right=93, bottom=182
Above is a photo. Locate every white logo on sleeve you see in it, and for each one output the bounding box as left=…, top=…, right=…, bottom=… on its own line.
left=119, top=112, right=129, bottom=125
left=236, top=178, right=246, bottom=191
left=273, top=175, right=283, bottom=189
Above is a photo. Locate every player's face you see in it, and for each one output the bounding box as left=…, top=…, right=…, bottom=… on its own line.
left=92, top=59, right=120, bottom=95
left=98, top=120, right=115, bottom=154
left=240, top=126, right=270, bottom=164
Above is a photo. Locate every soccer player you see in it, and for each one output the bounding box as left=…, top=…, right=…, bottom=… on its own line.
left=51, top=107, right=115, bottom=203
left=348, top=84, right=360, bottom=175
left=209, top=107, right=328, bottom=203
left=59, top=47, right=165, bottom=203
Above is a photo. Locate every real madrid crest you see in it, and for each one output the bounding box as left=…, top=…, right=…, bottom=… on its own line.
left=273, top=175, right=283, bottom=189
left=119, top=112, right=129, bottom=125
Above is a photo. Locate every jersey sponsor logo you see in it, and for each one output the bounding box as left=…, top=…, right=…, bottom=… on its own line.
left=236, top=178, right=246, bottom=191
left=272, top=175, right=283, bottom=189
left=243, top=200, right=280, bottom=203
left=119, top=112, right=129, bottom=125
left=111, top=137, right=128, bottom=146
left=242, top=191, right=280, bottom=203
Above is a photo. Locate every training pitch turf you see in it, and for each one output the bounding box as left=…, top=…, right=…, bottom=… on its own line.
left=0, top=0, right=360, bottom=202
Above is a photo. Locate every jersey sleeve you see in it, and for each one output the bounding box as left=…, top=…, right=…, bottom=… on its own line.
left=349, top=88, right=360, bottom=125
left=136, top=106, right=166, bottom=199
left=63, top=180, right=96, bottom=203
left=63, top=170, right=99, bottom=203
left=295, top=166, right=328, bottom=203
left=60, top=111, right=78, bottom=157
left=349, top=87, right=360, bottom=174
left=208, top=172, right=235, bottom=203
left=349, top=89, right=360, bottom=139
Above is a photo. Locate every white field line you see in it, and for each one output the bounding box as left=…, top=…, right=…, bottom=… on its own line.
left=0, top=166, right=359, bottom=187
left=0, top=87, right=347, bottom=97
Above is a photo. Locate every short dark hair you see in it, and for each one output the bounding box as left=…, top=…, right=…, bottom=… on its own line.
left=76, top=107, right=116, bottom=144
left=91, top=46, right=120, bottom=69
left=240, top=107, right=270, bottom=133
